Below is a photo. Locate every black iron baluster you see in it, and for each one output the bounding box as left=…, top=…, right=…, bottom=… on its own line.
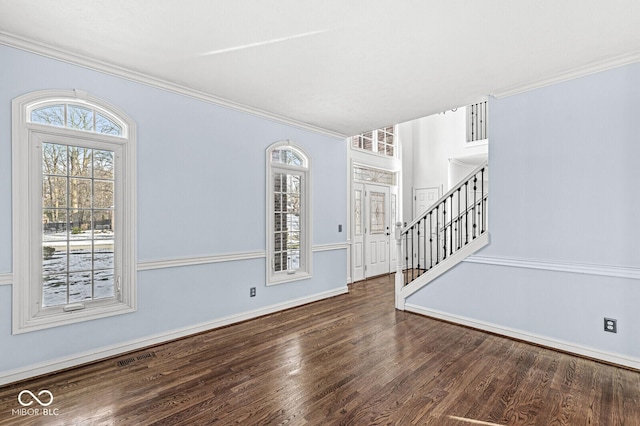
left=416, top=219, right=421, bottom=276
left=410, top=225, right=415, bottom=282
left=481, top=167, right=485, bottom=234
left=429, top=211, right=433, bottom=269
left=404, top=231, right=408, bottom=286
left=465, top=181, right=469, bottom=245
left=449, top=194, right=454, bottom=255
left=457, top=188, right=461, bottom=249
left=423, top=213, right=427, bottom=272
left=442, top=200, right=447, bottom=260
left=435, top=206, right=439, bottom=264
left=472, top=176, right=477, bottom=239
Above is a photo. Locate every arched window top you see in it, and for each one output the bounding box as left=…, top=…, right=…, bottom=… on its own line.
left=19, top=90, right=130, bottom=138
left=268, top=140, right=309, bottom=168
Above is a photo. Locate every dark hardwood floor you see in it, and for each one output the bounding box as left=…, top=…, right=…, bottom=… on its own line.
left=1, top=275, right=639, bottom=425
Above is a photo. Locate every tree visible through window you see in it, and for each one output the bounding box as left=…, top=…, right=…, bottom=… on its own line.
left=42, top=143, right=116, bottom=307
left=266, top=141, right=311, bottom=285
left=12, top=90, right=136, bottom=334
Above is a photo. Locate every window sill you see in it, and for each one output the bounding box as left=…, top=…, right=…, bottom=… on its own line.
left=13, top=301, right=135, bottom=334
left=266, top=271, right=312, bottom=286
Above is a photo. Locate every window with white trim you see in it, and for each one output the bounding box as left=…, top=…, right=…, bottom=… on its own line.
left=266, top=141, right=311, bottom=285
left=351, top=126, right=395, bottom=157
left=12, top=90, right=136, bottom=334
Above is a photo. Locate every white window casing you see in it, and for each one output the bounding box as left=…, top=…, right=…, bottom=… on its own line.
left=12, top=90, right=137, bottom=334
left=266, top=140, right=312, bottom=285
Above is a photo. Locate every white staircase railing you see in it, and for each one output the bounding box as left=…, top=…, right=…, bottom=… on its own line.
left=395, top=161, right=489, bottom=309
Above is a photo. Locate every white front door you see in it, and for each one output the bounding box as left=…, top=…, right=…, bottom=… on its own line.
left=364, top=184, right=390, bottom=277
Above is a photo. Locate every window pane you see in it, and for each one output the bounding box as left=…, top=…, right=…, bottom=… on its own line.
left=43, top=209, right=68, bottom=237
left=93, top=211, right=113, bottom=237
left=70, top=209, right=92, bottom=236
left=354, top=190, right=362, bottom=236
left=42, top=143, right=68, bottom=175
left=94, top=180, right=114, bottom=209
left=68, top=243, right=92, bottom=273
left=370, top=191, right=386, bottom=234
left=42, top=241, right=67, bottom=276
left=274, top=173, right=283, bottom=192
left=95, top=113, right=122, bottom=136
left=43, top=274, right=68, bottom=307
left=287, top=213, right=300, bottom=231
left=70, top=178, right=92, bottom=208
left=94, top=250, right=114, bottom=275
left=94, top=269, right=114, bottom=299
left=42, top=176, right=67, bottom=208
left=288, top=249, right=300, bottom=270
left=69, top=147, right=92, bottom=177
left=274, top=193, right=282, bottom=212
left=69, top=272, right=93, bottom=303
left=40, top=140, right=118, bottom=306
left=31, top=105, right=65, bottom=127
left=93, top=149, right=114, bottom=179
left=67, top=105, right=94, bottom=131
left=272, top=148, right=304, bottom=166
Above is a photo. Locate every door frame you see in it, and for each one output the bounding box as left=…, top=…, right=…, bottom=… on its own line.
left=350, top=164, right=399, bottom=282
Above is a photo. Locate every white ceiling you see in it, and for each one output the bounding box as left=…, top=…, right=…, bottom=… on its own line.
left=1, top=1, right=640, bottom=137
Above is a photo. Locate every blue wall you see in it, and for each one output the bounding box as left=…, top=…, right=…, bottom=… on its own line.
left=0, top=45, right=347, bottom=377
left=408, top=61, right=640, bottom=364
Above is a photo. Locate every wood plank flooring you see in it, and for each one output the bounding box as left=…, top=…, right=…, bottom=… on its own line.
left=1, top=274, right=639, bottom=425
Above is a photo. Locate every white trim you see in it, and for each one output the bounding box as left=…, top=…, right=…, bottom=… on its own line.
left=399, top=233, right=490, bottom=302
left=1, top=244, right=348, bottom=281
left=12, top=89, right=137, bottom=334
left=312, top=243, right=348, bottom=253
left=404, top=304, right=640, bottom=370
left=266, top=141, right=313, bottom=286
left=0, top=285, right=349, bottom=386
left=137, top=250, right=266, bottom=271
left=0, top=31, right=346, bottom=140
left=491, top=50, right=640, bottom=98
left=463, top=255, right=640, bottom=280
left=0, top=273, right=12, bottom=286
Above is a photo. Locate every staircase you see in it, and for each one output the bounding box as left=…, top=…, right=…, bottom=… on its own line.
left=394, top=161, right=489, bottom=310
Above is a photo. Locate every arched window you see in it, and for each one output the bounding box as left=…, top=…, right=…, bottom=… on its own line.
left=12, top=90, right=136, bottom=333
left=266, top=141, right=312, bottom=285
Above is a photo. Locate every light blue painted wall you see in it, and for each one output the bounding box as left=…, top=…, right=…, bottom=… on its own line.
left=408, top=61, right=640, bottom=359
left=0, top=45, right=347, bottom=374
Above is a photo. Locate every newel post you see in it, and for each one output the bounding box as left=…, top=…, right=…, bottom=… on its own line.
left=394, top=221, right=405, bottom=311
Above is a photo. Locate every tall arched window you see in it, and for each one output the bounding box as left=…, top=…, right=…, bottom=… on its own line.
left=12, top=90, right=136, bottom=333
left=266, top=141, right=312, bottom=285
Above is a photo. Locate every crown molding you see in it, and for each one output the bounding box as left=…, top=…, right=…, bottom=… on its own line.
left=491, top=50, right=640, bottom=98
left=0, top=31, right=347, bottom=140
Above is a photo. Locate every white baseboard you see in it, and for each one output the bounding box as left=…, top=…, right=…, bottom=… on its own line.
left=0, top=285, right=349, bottom=386
left=404, top=303, right=640, bottom=371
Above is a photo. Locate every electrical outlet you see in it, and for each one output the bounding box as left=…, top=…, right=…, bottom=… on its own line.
left=604, top=318, right=617, bottom=333
left=250, top=287, right=256, bottom=297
